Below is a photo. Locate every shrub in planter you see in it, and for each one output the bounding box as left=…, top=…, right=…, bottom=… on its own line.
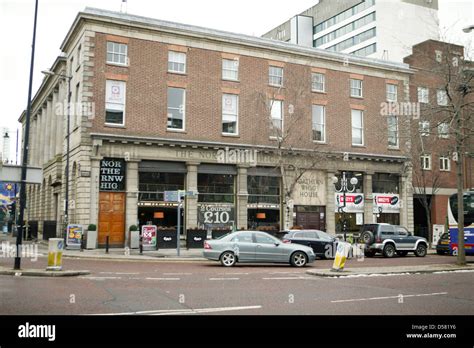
left=87, top=224, right=97, bottom=231
left=129, top=225, right=138, bottom=232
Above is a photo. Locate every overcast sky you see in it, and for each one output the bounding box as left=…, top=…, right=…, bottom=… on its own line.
left=0, top=0, right=473, bottom=161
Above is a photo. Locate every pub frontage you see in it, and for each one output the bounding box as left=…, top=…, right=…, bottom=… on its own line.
left=91, top=138, right=412, bottom=248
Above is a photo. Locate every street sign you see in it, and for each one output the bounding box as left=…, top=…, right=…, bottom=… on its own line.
left=164, top=191, right=179, bottom=202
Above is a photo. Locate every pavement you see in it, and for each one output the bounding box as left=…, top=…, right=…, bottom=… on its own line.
left=0, top=233, right=206, bottom=262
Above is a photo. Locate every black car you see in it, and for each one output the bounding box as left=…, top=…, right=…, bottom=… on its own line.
left=436, top=233, right=450, bottom=255
left=282, top=230, right=338, bottom=259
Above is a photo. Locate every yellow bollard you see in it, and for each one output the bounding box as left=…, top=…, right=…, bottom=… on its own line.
left=332, top=242, right=351, bottom=272
left=47, top=238, right=64, bottom=271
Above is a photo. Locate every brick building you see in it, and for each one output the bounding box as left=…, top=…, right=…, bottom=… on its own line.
left=20, top=8, right=415, bottom=247
left=403, top=40, right=474, bottom=240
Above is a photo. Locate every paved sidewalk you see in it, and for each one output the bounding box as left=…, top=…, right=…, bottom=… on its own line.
left=0, top=267, right=90, bottom=277
left=1, top=233, right=207, bottom=262
left=307, top=263, right=474, bottom=278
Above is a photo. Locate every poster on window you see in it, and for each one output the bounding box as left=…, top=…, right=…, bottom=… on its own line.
left=106, top=80, right=126, bottom=104
left=373, top=194, right=400, bottom=214
left=222, top=94, right=238, bottom=114
left=198, top=204, right=235, bottom=229
left=334, top=193, right=364, bottom=213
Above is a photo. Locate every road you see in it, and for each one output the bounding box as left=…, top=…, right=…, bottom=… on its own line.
left=1, top=254, right=473, bottom=315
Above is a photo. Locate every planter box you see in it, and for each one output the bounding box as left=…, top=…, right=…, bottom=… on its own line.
left=212, top=230, right=231, bottom=240
left=157, top=230, right=178, bottom=249
left=186, top=230, right=207, bottom=249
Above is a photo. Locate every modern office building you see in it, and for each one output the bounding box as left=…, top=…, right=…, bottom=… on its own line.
left=262, top=0, right=439, bottom=62
left=20, top=7, right=415, bottom=247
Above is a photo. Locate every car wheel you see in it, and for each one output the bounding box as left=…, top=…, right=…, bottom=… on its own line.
left=364, top=250, right=376, bottom=258
left=414, top=244, right=427, bottom=257
left=397, top=251, right=408, bottom=257
left=220, top=251, right=236, bottom=267
left=383, top=244, right=396, bottom=258
left=290, top=251, right=308, bottom=267
left=360, top=231, right=374, bottom=245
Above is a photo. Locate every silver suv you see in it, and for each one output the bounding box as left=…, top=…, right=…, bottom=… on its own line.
left=359, top=223, right=428, bottom=258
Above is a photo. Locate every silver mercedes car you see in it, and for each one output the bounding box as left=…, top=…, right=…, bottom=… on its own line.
left=203, top=231, right=316, bottom=267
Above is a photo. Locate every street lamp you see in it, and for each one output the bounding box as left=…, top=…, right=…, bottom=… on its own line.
left=41, top=69, right=72, bottom=237
left=332, top=172, right=359, bottom=242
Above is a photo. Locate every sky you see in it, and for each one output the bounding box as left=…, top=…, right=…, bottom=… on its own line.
left=0, top=0, right=473, bottom=162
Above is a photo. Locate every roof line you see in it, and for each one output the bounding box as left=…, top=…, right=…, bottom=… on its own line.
left=62, top=7, right=412, bottom=73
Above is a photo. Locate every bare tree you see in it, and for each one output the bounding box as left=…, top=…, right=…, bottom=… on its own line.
left=252, top=64, right=329, bottom=229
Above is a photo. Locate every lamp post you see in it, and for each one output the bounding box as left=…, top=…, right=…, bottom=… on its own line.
left=14, top=0, right=39, bottom=270
left=332, top=172, right=359, bottom=242
left=41, top=69, right=72, bottom=237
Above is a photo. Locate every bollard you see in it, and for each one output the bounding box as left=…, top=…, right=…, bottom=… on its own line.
left=80, top=234, right=84, bottom=252
left=139, top=233, right=143, bottom=255
left=106, top=236, right=109, bottom=254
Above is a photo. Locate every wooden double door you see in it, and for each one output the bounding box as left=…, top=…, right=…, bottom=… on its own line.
left=98, top=192, right=126, bottom=247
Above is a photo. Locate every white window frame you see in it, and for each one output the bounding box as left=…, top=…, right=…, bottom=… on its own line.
left=269, top=66, right=283, bottom=87
left=222, top=59, right=239, bottom=81
left=439, top=156, right=451, bottom=172
left=419, top=121, right=430, bottom=137
left=418, top=87, right=429, bottom=104
left=168, top=51, right=186, bottom=74
left=167, top=87, right=186, bottom=131
left=386, top=84, right=397, bottom=102
left=222, top=94, right=239, bottom=135
left=350, top=79, right=363, bottom=98
left=351, top=109, right=364, bottom=146
left=438, top=122, right=449, bottom=139
left=270, top=100, right=283, bottom=136
left=105, top=80, right=126, bottom=126
left=437, top=89, right=448, bottom=106
left=312, top=73, right=325, bottom=93
left=421, top=154, right=432, bottom=171
left=387, top=115, right=399, bottom=148
left=106, top=41, right=128, bottom=66
left=312, top=105, right=326, bottom=143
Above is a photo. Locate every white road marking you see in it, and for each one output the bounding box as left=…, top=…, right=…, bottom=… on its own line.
left=100, top=272, right=140, bottom=275
left=81, top=277, right=122, bottom=280
left=145, top=278, right=181, bottom=281
left=220, top=273, right=249, bottom=275
left=263, top=277, right=313, bottom=280
left=270, top=271, right=305, bottom=275
left=331, top=292, right=449, bottom=304
left=89, top=305, right=262, bottom=316
left=163, top=273, right=192, bottom=276
left=209, top=278, right=240, bottom=281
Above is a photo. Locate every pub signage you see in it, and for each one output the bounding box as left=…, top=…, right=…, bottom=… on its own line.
left=100, top=158, right=126, bottom=192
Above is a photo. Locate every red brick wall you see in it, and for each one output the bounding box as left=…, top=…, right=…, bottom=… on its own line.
left=89, top=32, right=408, bottom=156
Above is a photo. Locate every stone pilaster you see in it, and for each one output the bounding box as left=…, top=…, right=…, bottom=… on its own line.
left=185, top=162, right=199, bottom=229
left=326, top=171, right=336, bottom=235
left=401, top=170, right=414, bottom=231
left=125, top=160, right=140, bottom=247
left=364, top=172, right=375, bottom=224
left=236, top=165, right=249, bottom=230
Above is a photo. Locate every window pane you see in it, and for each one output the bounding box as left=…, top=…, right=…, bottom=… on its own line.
left=167, top=88, right=185, bottom=129
left=168, top=52, right=186, bottom=72
left=312, top=105, right=325, bottom=142
left=105, top=110, right=123, bottom=124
